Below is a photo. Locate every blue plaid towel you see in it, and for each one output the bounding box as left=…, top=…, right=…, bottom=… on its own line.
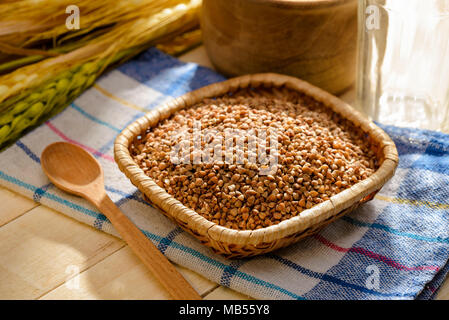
left=1, top=48, right=449, bottom=300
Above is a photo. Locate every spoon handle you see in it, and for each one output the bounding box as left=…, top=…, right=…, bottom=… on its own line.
left=94, top=194, right=201, bottom=300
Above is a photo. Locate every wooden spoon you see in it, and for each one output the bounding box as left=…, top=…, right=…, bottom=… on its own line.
left=41, top=142, right=201, bottom=300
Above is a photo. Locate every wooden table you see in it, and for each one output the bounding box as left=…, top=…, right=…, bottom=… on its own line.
left=0, top=46, right=448, bottom=300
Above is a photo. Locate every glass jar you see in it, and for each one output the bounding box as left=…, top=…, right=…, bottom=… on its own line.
left=356, top=0, right=449, bottom=132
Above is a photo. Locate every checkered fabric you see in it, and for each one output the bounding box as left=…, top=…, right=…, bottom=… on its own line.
left=1, top=48, right=449, bottom=300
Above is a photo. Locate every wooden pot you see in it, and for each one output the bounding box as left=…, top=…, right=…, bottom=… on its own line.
left=201, top=0, right=358, bottom=95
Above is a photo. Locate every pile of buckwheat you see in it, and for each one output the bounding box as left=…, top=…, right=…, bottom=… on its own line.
left=130, top=88, right=379, bottom=230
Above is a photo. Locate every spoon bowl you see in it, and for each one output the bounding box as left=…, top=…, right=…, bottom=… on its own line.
left=41, top=142, right=104, bottom=199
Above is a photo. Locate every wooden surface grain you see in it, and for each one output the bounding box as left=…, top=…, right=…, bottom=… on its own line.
left=0, top=46, right=447, bottom=300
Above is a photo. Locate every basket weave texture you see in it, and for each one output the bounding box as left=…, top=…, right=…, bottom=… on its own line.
left=114, top=73, right=398, bottom=258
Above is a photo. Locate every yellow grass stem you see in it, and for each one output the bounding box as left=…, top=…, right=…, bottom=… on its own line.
left=0, top=0, right=201, bottom=103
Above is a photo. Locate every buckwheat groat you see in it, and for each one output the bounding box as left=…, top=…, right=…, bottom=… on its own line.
left=130, top=90, right=378, bottom=230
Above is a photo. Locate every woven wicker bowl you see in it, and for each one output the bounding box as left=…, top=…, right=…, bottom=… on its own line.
left=114, top=73, right=398, bottom=258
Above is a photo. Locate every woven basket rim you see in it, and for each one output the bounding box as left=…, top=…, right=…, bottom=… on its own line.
left=114, top=73, right=398, bottom=247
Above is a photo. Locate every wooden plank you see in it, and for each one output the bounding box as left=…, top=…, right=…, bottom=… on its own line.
left=204, top=286, right=253, bottom=300
left=0, top=205, right=124, bottom=299
left=0, top=187, right=39, bottom=227
left=40, top=246, right=217, bottom=300
left=437, top=278, right=449, bottom=300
